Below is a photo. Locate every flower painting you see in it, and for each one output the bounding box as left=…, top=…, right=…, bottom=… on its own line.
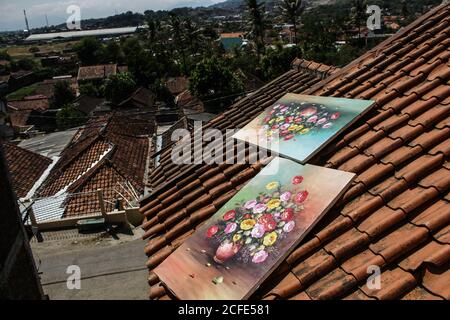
left=153, top=157, right=356, bottom=300
left=233, top=94, right=375, bottom=163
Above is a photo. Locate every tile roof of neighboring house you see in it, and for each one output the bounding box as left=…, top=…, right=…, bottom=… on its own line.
left=73, top=95, right=106, bottom=115
left=176, top=90, right=204, bottom=114
left=118, top=87, right=156, bottom=110
left=37, top=112, right=154, bottom=217
left=3, top=141, right=52, bottom=198
left=9, top=109, right=32, bottom=129
left=36, top=77, right=77, bottom=99
left=77, top=64, right=117, bottom=81
left=7, top=97, right=50, bottom=112
left=220, top=32, right=245, bottom=38
left=165, top=77, right=189, bottom=96
left=140, top=3, right=450, bottom=300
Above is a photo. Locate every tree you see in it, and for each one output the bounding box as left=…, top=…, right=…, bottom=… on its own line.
left=261, top=44, right=302, bottom=80
left=189, top=56, right=244, bottom=113
left=245, top=0, right=266, bottom=59
left=56, top=104, right=87, bottom=130
left=280, top=0, right=305, bottom=44
left=351, top=0, right=367, bottom=39
left=103, top=40, right=123, bottom=64
left=104, top=72, right=136, bottom=105
left=168, top=13, right=188, bottom=75
left=74, top=37, right=103, bottom=65
left=52, top=80, right=75, bottom=109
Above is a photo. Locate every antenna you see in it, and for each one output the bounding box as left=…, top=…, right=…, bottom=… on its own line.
left=45, top=14, right=49, bottom=27
left=23, top=9, right=30, bottom=32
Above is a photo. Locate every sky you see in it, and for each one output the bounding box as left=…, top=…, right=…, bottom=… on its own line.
left=0, top=0, right=225, bottom=31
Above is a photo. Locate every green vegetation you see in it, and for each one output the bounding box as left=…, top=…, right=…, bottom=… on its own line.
left=56, top=104, right=87, bottom=130
left=189, top=56, right=244, bottom=113
left=104, top=72, right=136, bottom=105
left=6, top=84, right=38, bottom=101
left=52, top=81, right=76, bottom=109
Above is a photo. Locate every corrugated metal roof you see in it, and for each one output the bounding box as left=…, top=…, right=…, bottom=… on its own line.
left=25, top=27, right=138, bottom=41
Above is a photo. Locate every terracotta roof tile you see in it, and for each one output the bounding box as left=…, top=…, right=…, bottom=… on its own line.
left=140, top=3, right=450, bottom=300
left=3, top=142, right=52, bottom=198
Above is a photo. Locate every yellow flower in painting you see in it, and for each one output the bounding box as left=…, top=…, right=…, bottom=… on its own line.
left=301, top=128, right=310, bottom=134
left=267, top=199, right=281, bottom=210
left=240, top=219, right=256, bottom=230
left=276, top=116, right=284, bottom=123
left=266, top=181, right=279, bottom=190
left=233, top=234, right=242, bottom=242
left=266, top=130, right=273, bottom=137
left=288, top=125, right=297, bottom=132
left=263, top=232, right=278, bottom=246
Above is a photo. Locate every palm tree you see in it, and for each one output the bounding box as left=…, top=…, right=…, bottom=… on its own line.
left=168, top=13, right=188, bottom=75
left=280, top=0, right=305, bottom=44
left=351, top=0, right=366, bottom=39
left=183, top=18, right=206, bottom=56
left=245, top=0, right=266, bottom=58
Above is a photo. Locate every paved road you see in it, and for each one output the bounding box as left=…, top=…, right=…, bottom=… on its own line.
left=33, top=237, right=149, bottom=300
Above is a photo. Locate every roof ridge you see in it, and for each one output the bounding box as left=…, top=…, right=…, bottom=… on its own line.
left=292, top=58, right=340, bottom=79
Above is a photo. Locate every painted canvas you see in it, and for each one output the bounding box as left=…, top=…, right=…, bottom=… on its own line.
left=232, top=94, right=375, bottom=163
left=153, top=157, right=356, bottom=300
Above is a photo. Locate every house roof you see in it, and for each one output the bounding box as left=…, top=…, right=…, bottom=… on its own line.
left=118, top=87, right=155, bottom=110
left=165, top=77, right=189, bottom=96
left=77, top=64, right=117, bottom=81
left=176, top=90, right=204, bottom=114
left=73, top=95, right=105, bottom=115
left=140, top=3, right=450, bottom=300
left=37, top=112, right=154, bottom=217
left=7, top=97, right=50, bottom=112
left=3, top=141, right=52, bottom=198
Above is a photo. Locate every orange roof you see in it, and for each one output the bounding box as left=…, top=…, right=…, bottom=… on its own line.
left=140, top=3, right=450, bottom=300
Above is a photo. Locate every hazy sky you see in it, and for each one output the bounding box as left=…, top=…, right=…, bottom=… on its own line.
left=0, top=0, right=225, bottom=31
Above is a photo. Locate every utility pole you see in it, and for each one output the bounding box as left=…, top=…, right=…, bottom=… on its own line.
left=45, top=14, right=49, bottom=28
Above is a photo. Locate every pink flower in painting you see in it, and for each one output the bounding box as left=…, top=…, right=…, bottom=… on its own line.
left=331, top=112, right=341, bottom=120
left=224, top=222, right=237, bottom=234
left=244, top=200, right=257, bottom=209
left=322, top=122, right=333, bottom=129
left=251, top=224, right=265, bottom=238
left=292, top=176, right=304, bottom=185
left=263, top=116, right=271, bottom=123
left=206, top=225, right=219, bottom=238
left=252, top=250, right=268, bottom=264
left=286, top=116, right=294, bottom=123
left=280, top=123, right=290, bottom=131
left=300, top=107, right=317, bottom=117
left=253, top=203, right=267, bottom=214
left=273, top=212, right=282, bottom=221
left=317, top=118, right=327, bottom=125
left=295, top=191, right=309, bottom=204
left=223, top=210, right=236, bottom=221
left=307, top=115, right=318, bottom=123
left=280, top=191, right=292, bottom=202
left=295, top=117, right=303, bottom=123
left=283, top=221, right=295, bottom=233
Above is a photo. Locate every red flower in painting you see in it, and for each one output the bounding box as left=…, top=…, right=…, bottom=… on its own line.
left=258, top=214, right=277, bottom=232
left=206, top=225, right=219, bottom=238
left=295, top=191, right=309, bottom=204
left=281, top=208, right=294, bottom=221
left=292, top=176, right=304, bottom=185
left=284, top=134, right=294, bottom=141
left=331, top=112, right=341, bottom=120
left=223, top=210, right=236, bottom=221
left=243, top=214, right=252, bottom=219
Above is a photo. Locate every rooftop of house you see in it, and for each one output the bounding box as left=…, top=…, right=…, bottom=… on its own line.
left=3, top=141, right=52, bottom=199
left=140, top=3, right=450, bottom=300
left=7, top=96, right=50, bottom=112
left=176, top=90, right=204, bottom=114
left=118, top=87, right=155, bottom=110
left=165, top=77, right=189, bottom=96
left=37, top=112, right=155, bottom=217
left=77, top=64, right=117, bottom=82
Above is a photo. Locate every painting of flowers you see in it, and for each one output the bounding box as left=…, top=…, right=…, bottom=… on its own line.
left=153, top=157, right=355, bottom=300
left=233, top=94, right=375, bottom=163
